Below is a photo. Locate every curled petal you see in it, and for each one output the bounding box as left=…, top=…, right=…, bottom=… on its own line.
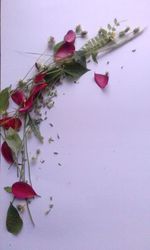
left=11, top=90, right=26, bottom=105
left=34, top=73, right=46, bottom=83
left=12, top=182, right=38, bottom=199
left=30, top=82, right=48, bottom=99
left=19, top=83, right=47, bottom=113
left=54, top=43, right=75, bottom=62
left=19, top=96, right=33, bottom=113
left=64, top=30, right=76, bottom=44
left=94, top=73, right=109, bottom=89
left=1, top=141, right=14, bottom=164
left=0, top=117, right=22, bottom=130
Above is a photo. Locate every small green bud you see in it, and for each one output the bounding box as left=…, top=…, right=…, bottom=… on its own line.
left=124, top=27, right=130, bottom=33
left=75, top=25, right=82, bottom=34
left=119, top=31, right=125, bottom=37
left=81, top=31, right=88, bottom=37
left=48, top=36, right=55, bottom=49
left=133, top=27, right=140, bottom=34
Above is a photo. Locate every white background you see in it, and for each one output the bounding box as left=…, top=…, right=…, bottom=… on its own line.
left=1, top=0, right=150, bottom=249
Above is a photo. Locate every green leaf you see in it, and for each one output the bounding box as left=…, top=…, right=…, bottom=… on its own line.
left=64, top=61, right=89, bottom=79
left=4, top=186, right=12, bottom=193
left=91, top=52, right=98, bottom=63
left=6, top=128, right=22, bottom=155
left=0, top=87, right=10, bottom=114
left=74, top=51, right=87, bottom=67
left=28, top=115, right=44, bottom=143
left=6, top=203, right=23, bottom=235
left=53, top=41, right=64, bottom=53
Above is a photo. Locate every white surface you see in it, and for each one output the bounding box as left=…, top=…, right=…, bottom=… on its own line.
left=1, top=0, right=150, bottom=250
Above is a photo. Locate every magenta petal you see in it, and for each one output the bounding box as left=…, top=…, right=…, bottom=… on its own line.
left=54, top=42, right=75, bottom=61
left=0, top=117, right=22, bottom=130
left=11, top=90, right=26, bottom=105
left=64, top=30, right=76, bottom=44
left=34, top=73, right=46, bottom=83
left=30, top=82, right=48, bottom=98
left=19, top=96, right=34, bottom=113
left=1, top=141, right=14, bottom=164
left=94, top=73, right=109, bottom=89
left=12, top=182, right=38, bottom=199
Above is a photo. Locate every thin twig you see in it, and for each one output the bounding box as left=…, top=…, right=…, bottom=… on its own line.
left=26, top=199, right=35, bottom=227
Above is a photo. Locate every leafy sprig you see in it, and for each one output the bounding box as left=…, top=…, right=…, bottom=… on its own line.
left=0, top=19, right=144, bottom=235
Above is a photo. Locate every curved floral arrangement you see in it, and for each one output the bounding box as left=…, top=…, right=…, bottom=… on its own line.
left=0, top=19, right=143, bottom=235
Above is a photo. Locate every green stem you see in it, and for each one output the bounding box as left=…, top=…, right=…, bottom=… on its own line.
left=26, top=200, right=35, bottom=227
left=25, top=126, right=32, bottom=185
left=19, top=116, right=27, bottom=181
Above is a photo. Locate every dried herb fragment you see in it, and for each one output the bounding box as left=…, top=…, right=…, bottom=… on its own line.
left=4, top=186, right=12, bottom=193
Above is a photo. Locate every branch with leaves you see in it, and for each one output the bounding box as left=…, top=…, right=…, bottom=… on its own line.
left=0, top=19, right=144, bottom=235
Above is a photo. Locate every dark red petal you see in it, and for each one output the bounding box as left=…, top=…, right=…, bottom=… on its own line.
left=12, top=182, right=38, bottom=199
left=11, top=90, right=26, bottom=105
left=19, top=96, right=34, bottom=113
left=64, top=30, right=76, bottom=44
left=1, top=141, right=14, bottom=164
left=54, top=42, right=75, bottom=61
left=19, top=83, right=47, bottom=113
left=34, top=73, right=46, bottom=83
left=30, top=82, right=48, bottom=99
left=0, top=117, right=22, bottom=130
left=94, top=73, right=109, bottom=89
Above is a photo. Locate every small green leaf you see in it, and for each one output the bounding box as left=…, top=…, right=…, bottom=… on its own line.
left=64, top=61, right=89, bottom=79
left=6, top=128, right=22, bottom=155
left=6, top=203, right=23, bottom=235
left=114, top=18, right=120, bottom=26
left=74, top=51, right=87, bottom=67
left=28, top=115, right=44, bottom=143
left=107, top=24, right=112, bottom=30
left=0, top=87, right=10, bottom=114
left=4, top=186, right=12, bottom=193
left=53, top=41, right=64, bottom=53
left=91, top=52, right=98, bottom=63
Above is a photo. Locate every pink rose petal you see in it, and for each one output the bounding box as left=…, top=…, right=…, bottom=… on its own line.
left=94, top=73, right=109, bottom=89
left=11, top=90, right=26, bottom=106
left=12, top=182, right=38, bottom=199
left=64, top=30, right=76, bottom=44
left=54, top=42, right=75, bottom=62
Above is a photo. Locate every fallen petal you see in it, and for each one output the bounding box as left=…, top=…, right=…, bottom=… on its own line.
left=11, top=90, right=26, bottom=105
left=0, top=117, right=22, bottom=130
left=1, top=141, right=14, bottom=164
left=64, top=30, right=76, bottom=44
left=54, top=43, right=75, bottom=62
left=12, top=182, right=38, bottom=199
left=94, top=73, right=109, bottom=89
